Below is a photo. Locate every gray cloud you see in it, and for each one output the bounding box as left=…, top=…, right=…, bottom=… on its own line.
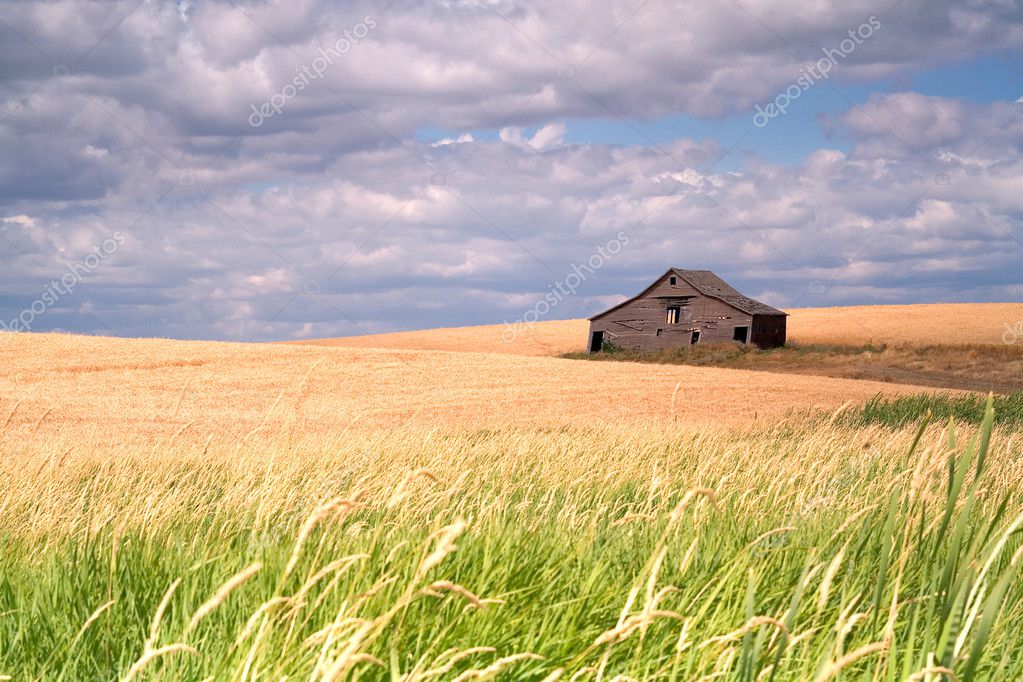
left=0, top=0, right=1021, bottom=339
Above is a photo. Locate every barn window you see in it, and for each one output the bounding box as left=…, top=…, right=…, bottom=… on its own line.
left=665, top=306, right=681, bottom=324
left=691, top=330, right=700, bottom=345
left=669, top=276, right=677, bottom=285
left=733, top=326, right=749, bottom=343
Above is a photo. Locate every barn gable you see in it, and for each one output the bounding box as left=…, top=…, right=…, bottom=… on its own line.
left=590, top=268, right=784, bottom=321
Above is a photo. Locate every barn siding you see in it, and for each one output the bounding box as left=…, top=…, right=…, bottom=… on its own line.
left=588, top=273, right=755, bottom=352
left=751, top=314, right=786, bottom=348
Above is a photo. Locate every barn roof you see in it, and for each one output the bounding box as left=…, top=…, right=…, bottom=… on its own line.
left=673, top=269, right=787, bottom=316
left=588, top=268, right=787, bottom=320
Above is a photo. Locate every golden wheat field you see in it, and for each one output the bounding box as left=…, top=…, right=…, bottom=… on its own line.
left=295, top=303, right=1023, bottom=356
left=2, top=305, right=1023, bottom=680
left=1, top=328, right=948, bottom=446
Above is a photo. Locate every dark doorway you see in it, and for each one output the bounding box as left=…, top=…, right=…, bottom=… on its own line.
left=589, top=331, right=604, bottom=352
left=733, top=326, right=749, bottom=343
left=691, top=330, right=700, bottom=345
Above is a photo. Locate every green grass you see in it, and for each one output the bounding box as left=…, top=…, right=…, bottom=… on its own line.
left=844, top=391, right=1023, bottom=428
left=1, top=408, right=1023, bottom=679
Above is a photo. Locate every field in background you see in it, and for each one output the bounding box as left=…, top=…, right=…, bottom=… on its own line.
left=787, top=303, right=1023, bottom=346
left=294, top=303, right=1023, bottom=356
left=0, top=331, right=943, bottom=446
left=3, top=307, right=1023, bottom=679
left=293, top=318, right=587, bottom=356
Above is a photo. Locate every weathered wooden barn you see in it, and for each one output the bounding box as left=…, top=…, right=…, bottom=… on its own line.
left=587, top=269, right=787, bottom=352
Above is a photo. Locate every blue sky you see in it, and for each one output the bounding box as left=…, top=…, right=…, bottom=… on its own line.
left=420, top=55, right=1021, bottom=169
left=0, top=0, right=1021, bottom=340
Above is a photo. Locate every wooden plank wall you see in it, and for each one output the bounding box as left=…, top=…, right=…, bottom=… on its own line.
left=588, top=273, right=754, bottom=352
left=751, top=315, right=787, bottom=348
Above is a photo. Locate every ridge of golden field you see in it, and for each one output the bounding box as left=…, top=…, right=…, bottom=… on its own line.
left=0, top=330, right=950, bottom=446
left=292, top=302, right=1023, bottom=356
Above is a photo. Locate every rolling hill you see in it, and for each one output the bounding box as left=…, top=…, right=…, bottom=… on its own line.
left=293, top=303, right=1023, bottom=356
left=0, top=327, right=952, bottom=447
